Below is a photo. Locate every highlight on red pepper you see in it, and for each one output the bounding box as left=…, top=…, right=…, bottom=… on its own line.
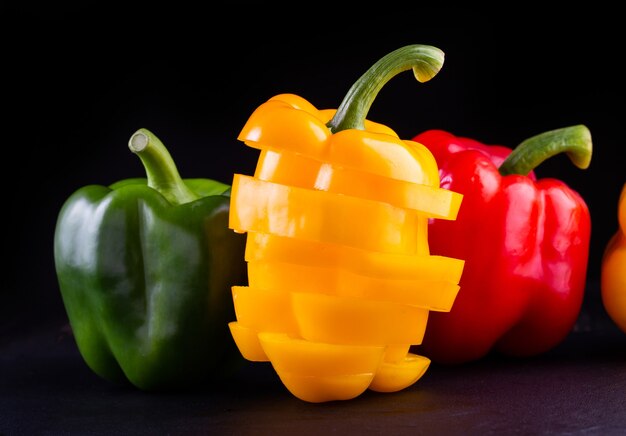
left=411, top=126, right=593, bottom=364
left=227, top=45, right=465, bottom=402
left=601, top=183, right=626, bottom=334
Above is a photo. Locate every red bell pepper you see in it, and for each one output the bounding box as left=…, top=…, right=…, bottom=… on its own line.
left=411, top=125, right=592, bottom=364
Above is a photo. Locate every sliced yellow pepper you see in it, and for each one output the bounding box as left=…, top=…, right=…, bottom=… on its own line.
left=228, top=45, right=464, bottom=402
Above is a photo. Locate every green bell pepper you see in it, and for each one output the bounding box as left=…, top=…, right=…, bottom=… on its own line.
left=53, top=128, right=247, bottom=391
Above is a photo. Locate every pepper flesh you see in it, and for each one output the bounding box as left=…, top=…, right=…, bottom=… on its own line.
left=411, top=127, right=592, bottom=364
left=54, top=129, right=247, bottom=391
left=601, top=183, right=626, bottom=334
left=228, top=45, right=464, bottom=402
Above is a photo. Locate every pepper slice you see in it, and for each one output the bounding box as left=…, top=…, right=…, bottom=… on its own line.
left=255, top=149, right=462, bottom=220
left=245, top=232, right=463, bottom=281
left=258, top=332, right=385, bottom=403
left=230, top=174, right=424, bottom=255
left=241, top=94, right=439, bottom=185
left=247, top=260, right=460, bottom=311
left=292, top=292, right=430, bottom=346
left=229, top=322, right=268, bottom=362
left=369, top=354, right=431, bottom=393
left=231, top=286, right=299, bottom=337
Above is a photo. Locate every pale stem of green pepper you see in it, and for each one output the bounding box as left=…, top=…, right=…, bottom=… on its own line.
left=128, top=128, right=200, bottom=205
left=499, top=125, right=593, bottom=176
left=326, top=44, right=445, bottom=133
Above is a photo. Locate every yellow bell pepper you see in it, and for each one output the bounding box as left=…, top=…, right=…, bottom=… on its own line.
left=228, top=45, right=465, bottom=402
left=601, top=183, right=626, bottom=333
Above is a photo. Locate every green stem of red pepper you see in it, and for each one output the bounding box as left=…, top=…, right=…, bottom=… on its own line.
left=326, top=44, right=445, bottom=133
left=128, top=128, right=200, bottom=205
left=499, top=125, right=592, bottom=176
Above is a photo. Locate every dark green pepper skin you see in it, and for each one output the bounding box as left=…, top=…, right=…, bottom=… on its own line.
left=54, top=129, right=247, bottom=391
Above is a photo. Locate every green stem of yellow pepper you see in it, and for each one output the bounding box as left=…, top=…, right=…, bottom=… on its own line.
left=128, top=128, right=200, bottom=204
left=499, top=125, right=593, bottom=176
left=326, top=44, right=445, bottom=133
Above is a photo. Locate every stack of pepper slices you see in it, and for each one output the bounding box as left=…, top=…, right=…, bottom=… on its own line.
left=227, top=45, right=466, bottom=403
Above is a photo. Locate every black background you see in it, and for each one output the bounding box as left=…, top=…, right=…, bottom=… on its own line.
left=2, top=5, right=625, bottom=433
left=3, top=6, right=622, bottom=323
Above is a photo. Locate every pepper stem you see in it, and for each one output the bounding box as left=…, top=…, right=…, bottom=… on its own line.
left=326, top=44, right=445, bottom=133
left=498, top=125, right=593, bottom=176
left=128, top=128, right=199, bottom=205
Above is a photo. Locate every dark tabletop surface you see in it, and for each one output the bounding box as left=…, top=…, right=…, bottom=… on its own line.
left=3, top=282, right=626, bottom=436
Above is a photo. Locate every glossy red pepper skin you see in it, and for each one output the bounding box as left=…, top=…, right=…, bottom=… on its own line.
left=412, top=129, right=591, bottom=364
